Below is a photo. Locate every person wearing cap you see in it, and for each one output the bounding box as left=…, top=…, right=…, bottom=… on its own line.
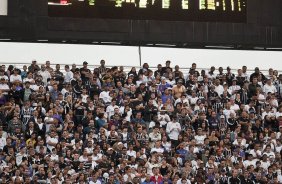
left=158, top=76, right=170, bottom=94
left=229, top=78, right=241, bottom=97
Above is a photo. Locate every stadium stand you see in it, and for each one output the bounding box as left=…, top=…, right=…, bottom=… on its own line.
left=0, top=60, right=281, bottom=183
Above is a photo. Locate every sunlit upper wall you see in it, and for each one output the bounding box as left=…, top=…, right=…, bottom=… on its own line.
left=0, top=42, right=282, bottom=71
left=0, top=0, right=8, bottom=15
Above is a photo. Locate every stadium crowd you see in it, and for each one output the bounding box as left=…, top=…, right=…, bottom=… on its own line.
left=0, top=60, right=281, bottom=184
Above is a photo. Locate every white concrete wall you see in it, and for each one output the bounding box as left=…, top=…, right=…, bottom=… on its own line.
left=0, top=42, right=282, bottom=71
left=0, top=0, right=8, bottom=16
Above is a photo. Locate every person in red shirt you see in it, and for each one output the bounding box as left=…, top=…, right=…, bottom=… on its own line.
left=150, top=167, right=163, bottom=184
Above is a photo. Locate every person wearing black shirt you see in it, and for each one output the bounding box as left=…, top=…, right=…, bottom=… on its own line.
left=138, top=63, right=150, bottom=76
left=162, top=61, right=172, bottom=76
left=53, top=64, right=64, bottom=83
left=136, top=83, right=147, bottom=99
left=250, top=67, right=266, bottom=83
left=228, top=169, right=241, bottom=184
left=80, top=61, right=91, bottom=86
left=248, top=77, right=260, bottom=98
left=226, top=67, right=235, bottom=86
left=227, top=114, right=239, bottom=132
left=239, top=171, right=255, bottom=184
left=216, top=67, right=224, bottom=81
left=266, top=166, right=278, bottom=183
left=207, top=85, right=219, bottom=106
left=236, top=69, right=246, bottom=87
left=143, top=99, right=158, bottom=122
left=88, top=77, right=101, bottom=100
left=8, top=83, right=23, bottom=104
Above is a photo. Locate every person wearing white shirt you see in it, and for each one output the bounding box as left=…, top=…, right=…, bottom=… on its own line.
left=166, top=116, right=181, bottom=142
left=243, top=154, right=257, bottom=168
left=276, top=140, right=282, bottom=153
left=23, top=72, right=35, bottom=86
left=92, top=149, right=103, bottom=162
left=79, top=149, right=89, bottom=162
left=177, top=178, right=192, bottom=184
left=263, top=79, right=277, bottom=94
left=127, top=145, right=137, bottom=158
left=99, top=86, right=111, bottom=104
left=262, top=105, right=275, bottom=120
left=263, top=145, right=275, bottom=159
left=278, top=171, right=282, bottom=184
left=194, top=128, right=206, bottom=145
left=16, top=146, right=27, bottom=166
left=106, top=99, right=119, bottom=120
left=46, top=131, right=58, bottom=152
left=64, top=65, right=73, bottom=83
left=161, top=136, right=171, bottom=152
left=175, top=95, right=190, bottom=106
left=123, top=166, right=136, bottom=183
left=229, top=79, right=241, bottom=97
left=249, top=144, right=262, bottom=158
left=38, top=65, right=51, bottom=86
left=149, top=127, right=162, bottom=143
left=214, top=79, right=224, bottom=96
left=276, top=106, right=282, bottom=118
left=260, top=154, right=271, bottom=171
left=150, top=141, right=164, bottom=154
left=89, top=174, right=102, bottom=184
left=158, top=111, right=171, bottom=127
left=120, top=104, right=132, bottom=122
left=233, top=137, right=247, bottom=148
left=0, top=81, right=9, bottom=95
left=0, top=135, right=6, bottom=150
left=230, top=99, right=240, bottom=112
left=50, top=149, right=59, bottom=162
left=223, top=102, right=235, bottom=119
left=0, top=71, right=8, bottom=81
left=207, top=67, right=217, bottom=80
left=0, top=128, right=7, bottom=140
left=10, top=70, right=22, bottom=83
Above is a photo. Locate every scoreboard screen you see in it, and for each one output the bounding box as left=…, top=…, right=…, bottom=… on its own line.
left=48, top=0, right=246, bottom=22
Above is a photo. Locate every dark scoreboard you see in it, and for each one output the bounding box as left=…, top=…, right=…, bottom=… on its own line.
left=2, top=0, right=282, bottom=50
left=48, top=0, right=246, bottom=22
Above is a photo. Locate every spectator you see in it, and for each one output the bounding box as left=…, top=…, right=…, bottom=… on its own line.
left=0, top=60, right=282, bottom=183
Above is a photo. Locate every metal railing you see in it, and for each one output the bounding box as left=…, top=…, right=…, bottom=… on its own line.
left=0, top=61, right=280, bottom=76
